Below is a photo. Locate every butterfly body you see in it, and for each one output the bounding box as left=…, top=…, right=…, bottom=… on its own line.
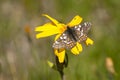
left=53, top=22, right=91, bottom=49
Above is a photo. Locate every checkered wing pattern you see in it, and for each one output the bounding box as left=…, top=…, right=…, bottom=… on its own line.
left=74, top=22, right=91, bottom=43
left=52, top=31, right=76, bottom=49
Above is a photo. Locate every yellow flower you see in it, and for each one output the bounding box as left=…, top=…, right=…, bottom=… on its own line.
left=35, top=14, right=93, bottom=63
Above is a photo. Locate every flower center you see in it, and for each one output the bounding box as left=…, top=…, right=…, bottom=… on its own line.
left=58, top=25, right=67, bottom=33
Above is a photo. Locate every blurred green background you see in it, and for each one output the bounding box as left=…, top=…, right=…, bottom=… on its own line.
left=0, top=0, right=120, bottom=80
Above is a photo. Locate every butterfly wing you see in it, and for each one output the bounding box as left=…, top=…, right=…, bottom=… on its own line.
left=73, top=22, right=91, bottom=43
left=53, top=31, right=76, bottom=49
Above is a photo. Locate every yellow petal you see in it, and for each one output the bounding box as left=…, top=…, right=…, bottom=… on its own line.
left=71, top=42, right=82, bottom=55
left=67, top=15, right=83, bottom=27
left=42, top=14, right=59, bottom=26
left=35, top=23, right=57, bottom=31
left=85, top=37, right=94, bottom=45
left=54, top=49, right=65, bottom=63
left=71, top=46, right=79, bottom=55
left=42, top=14, right=67, bottom=33
left=76, top=42, right=83, bottom=52
left=36, top=29, right=59, bottom=39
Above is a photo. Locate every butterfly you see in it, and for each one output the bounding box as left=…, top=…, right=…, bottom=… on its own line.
left=52, top=22, right=92, bottom=49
